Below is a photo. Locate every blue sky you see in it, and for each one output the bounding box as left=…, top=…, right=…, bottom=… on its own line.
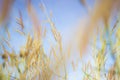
left=4, top=0, right=88, bottom=53
left=0, top=0, right=119, bottom=79
left=7, top=0, right=86, bottom=80
left=0, top=0, right=96, bottom=79
left=0, top=0, right=117, bottom=79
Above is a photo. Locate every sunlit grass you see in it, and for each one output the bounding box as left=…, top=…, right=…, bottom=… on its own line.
left=0, top=0, right=120, bottom=80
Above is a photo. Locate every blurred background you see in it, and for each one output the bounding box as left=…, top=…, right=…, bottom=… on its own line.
left=0, top=0, right=120, bottom=80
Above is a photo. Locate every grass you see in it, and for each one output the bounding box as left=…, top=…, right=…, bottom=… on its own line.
left=0, top=0, right=120, bottom=80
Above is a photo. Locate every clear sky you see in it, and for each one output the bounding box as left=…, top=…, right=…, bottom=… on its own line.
left=0, top=0, right=96, bottom=79
left=11, top=0, right=85, bottom=79
left=6, top=0, right=87, bottom=53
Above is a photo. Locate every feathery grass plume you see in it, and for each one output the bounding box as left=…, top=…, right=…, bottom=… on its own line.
left=16, top=10, right=24, bottom=30
left=78, top=0, right=120, bottom=57
left=6, top=28, right=11, bottom=40
left=112, top=19, right=119, bottom=31
left=0, top=1, right=67, bottom=79
left=15, top=29, right=25, bottom=36
left=82, top=14, right=120, bottom=79
left=39, top=2, right=68, bottom=80
left=1, top=0, right=120, bottom=80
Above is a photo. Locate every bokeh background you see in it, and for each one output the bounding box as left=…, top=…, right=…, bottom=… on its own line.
left=0, top=0, right=120, bottom=80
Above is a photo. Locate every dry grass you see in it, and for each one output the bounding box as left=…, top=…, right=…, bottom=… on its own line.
left=0, top=0, right=120, bottom=80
